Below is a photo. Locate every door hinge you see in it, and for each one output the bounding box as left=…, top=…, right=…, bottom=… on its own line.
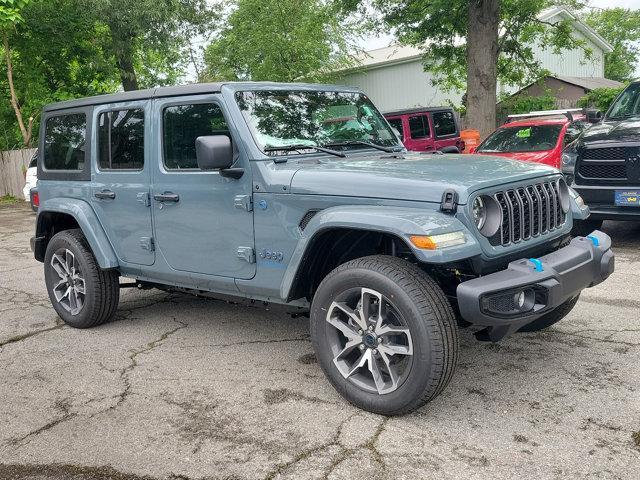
left=137, top=192, right=151, bottom=207
left=237, top=246, right=255, bottom=264
left=140, top=237, right=155, bottom=251
left=234, top=194, right=253, bottom=212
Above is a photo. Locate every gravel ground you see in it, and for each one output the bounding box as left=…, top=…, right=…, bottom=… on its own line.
left=0, top=202, right=639, bottom=480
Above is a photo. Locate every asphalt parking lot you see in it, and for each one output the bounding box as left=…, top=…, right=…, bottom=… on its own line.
left=0, top=202, right=639, bottom=480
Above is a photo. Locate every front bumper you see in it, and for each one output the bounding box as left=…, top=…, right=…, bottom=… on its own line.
left=456, top=230, right=614, bottom=341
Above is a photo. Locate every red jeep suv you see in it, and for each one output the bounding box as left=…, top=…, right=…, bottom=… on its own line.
left=385, top=107, right=464, bottom=153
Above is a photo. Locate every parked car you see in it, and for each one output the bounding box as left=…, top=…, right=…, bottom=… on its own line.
left=31, top=83, right=613, bottom=415
left=22, top=151, right=38, bottom=201
left=562, top=80, right=640, bottom=235
left=384, top=107, right=464, bottom=153
left=470, top=110, right=592, bottom=169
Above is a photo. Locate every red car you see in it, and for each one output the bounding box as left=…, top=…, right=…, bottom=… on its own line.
left=385, top=107, right=465, bottom=153
left=469, top=110, right=590, bottom=169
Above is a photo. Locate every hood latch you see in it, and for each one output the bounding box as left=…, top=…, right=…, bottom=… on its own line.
left=440, top=189, right=458, bottom=214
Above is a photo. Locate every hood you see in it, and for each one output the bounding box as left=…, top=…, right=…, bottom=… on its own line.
left=579, top=117, right=640, bottom=144
left=287, top=152, right=557, bottom=205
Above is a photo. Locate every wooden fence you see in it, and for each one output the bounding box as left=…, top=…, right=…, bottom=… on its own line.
left=0, top=148, right=37, bottom=198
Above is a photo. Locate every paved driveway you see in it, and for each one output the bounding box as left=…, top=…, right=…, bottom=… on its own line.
left=0, top=203, right=639, bottom=480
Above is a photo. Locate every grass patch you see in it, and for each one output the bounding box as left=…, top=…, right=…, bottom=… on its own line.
left=0, top=194, right=19, bottom=206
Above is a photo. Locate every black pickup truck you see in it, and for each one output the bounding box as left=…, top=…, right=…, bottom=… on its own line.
left=562, top=80, right=640, bottom=235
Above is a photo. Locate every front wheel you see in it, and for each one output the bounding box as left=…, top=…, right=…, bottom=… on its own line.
left=44, top=229, right=120, bottom=328
left=310, top=255, right=458, bottom=415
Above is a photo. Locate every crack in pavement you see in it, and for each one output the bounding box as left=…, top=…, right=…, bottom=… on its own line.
left=109, top=319, right=189, bottom=411
left=180, top=336, right=310, bottom=349
left=0, top=323, right=64, bottom=350
left=263, top=414, right=389, bottom=480
left=548, top=329, right=640, bottom=347
left=10, top=399, right=76, bottom=447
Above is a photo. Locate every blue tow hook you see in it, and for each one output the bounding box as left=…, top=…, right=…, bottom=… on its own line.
left=586, top=234, right=600, bottom=247
left=528, top=258, right=544, bottom=272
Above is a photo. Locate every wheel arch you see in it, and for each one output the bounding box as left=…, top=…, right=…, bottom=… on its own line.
left=281, top=205, right=482, bottom=302
left=34, top=198, right=119, bottom=269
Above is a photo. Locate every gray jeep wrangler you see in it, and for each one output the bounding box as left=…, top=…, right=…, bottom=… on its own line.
left=32, top=83, right=614, bottom=415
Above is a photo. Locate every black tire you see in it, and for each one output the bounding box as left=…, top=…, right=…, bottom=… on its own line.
left=571, top=219, right=603, bottom=237
left=310, top=255, right=458, bottom=416
left=518, top=295, right=580, bottom=332
left=44, top=229, right=119, bottom=328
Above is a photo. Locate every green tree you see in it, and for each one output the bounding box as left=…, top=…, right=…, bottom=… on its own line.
left=578, top=86, right=626, bottom=113
left=584, top=8, right=640, bottom=83
left=203, top=0, right=361, bottom=82
left=348, top=1, right=589, bottom=137
left=78, top=0, right=216, bottom=91
left=0, top=0, right=34, bottom=146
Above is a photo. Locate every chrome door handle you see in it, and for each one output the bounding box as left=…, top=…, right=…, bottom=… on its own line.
left=94, top=190, right=116, bottom=200
left=153, top=192, right=180, bottom=203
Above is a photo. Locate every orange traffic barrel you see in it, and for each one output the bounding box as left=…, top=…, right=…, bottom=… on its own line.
left=460, top=129, right=481, bottom=153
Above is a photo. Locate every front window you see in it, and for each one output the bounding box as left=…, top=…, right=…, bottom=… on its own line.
left=477, top=125, right=562, bottom=153
left=235, top=90, right=400, bottom=155
left=607, top=82, right=640, bottom=119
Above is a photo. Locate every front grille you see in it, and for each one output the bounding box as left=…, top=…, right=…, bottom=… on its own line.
left=491, top=180, right=566, bottom=247
left=577, top=146, right=640, bottom=184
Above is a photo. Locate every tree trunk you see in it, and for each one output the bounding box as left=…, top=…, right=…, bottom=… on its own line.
left=466, top=0, right=500, bottom=139
left=2, top=33, right=33, bottom=147
left=114, top=44, right=139, bottom=91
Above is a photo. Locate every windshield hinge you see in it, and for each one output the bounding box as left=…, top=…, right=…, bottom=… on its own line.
left=234, top=194, right=253, bottom=212
left=440, top=189, right=458, bottom=214
left=237, top=246, right=255, bottom=264
left=139, top=236, right=155, bottom=251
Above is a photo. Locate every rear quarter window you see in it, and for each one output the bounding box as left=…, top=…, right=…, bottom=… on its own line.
left=43, top=113, right=87, bottom=171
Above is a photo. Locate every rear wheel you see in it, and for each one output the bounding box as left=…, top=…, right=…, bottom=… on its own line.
left=44, top=229, right=119, bottom=328
left=518, top=295, right=580, bottom=332
left=571, top=219, right=603, bottom=237
left=310, top=255, right=458, bottom=415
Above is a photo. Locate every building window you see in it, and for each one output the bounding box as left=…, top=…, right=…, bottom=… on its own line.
left=408, top=115, right=430, bottom=139
left=43, top=113, right=87, bottom=170
left=98, top=109, right=145, bottom=170
left=433, top=111, right=457, bottom=137
left=163, top=103, right=229, bottom=170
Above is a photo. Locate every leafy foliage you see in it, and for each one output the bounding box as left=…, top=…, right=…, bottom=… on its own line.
left=584, top=8, right=640, bottom=83
left=499, top=92, right=556, bottom=115
left=203, top=0, right=362, bottom=82
left=0, top=0, right=29, bottom=28
left=578, top=86, right=626, bottom=113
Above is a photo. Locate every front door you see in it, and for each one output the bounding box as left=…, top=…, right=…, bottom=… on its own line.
left=151, top=96, right=255, bottom=279
left=91, top=102, right=155, bottom=266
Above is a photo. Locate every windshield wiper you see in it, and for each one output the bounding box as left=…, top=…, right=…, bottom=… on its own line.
left=263, top=144, right=346, bottom=158
left=321, top=140, right=399, bottom=153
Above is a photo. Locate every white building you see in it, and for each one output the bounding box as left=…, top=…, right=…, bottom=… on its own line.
left=336, top=7, right=614, bottom=113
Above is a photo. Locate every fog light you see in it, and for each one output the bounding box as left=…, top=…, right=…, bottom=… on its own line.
left=515, top=291, right=526, bottom=309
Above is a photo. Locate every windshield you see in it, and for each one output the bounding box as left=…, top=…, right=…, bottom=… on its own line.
left=607, top=82, right=640, bottom=119
left=235, top=90, right=400, bottom=155
left=477, top=125, right=562, bottom=153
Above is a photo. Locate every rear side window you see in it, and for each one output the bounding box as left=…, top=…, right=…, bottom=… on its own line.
left=387, top=118, right=404, bottom=141
left=433, top=111, right=457, bottom=137
left=98, top=109, right=145, bottom=170
left=163, top=103, right=229, bottom=170
left=43, top=114, right=87, bottom=170
left=408, top=115, right=430, bottom=139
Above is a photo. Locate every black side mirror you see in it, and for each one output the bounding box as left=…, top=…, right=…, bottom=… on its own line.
left=586, top=109, right=602, bottom=123
left=196, top=135, right=233, bottom=170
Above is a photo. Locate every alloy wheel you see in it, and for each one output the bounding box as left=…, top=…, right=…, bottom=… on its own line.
left=50, top=248, right=85, bottom=316
left=325, top=287, right=414, bottom=395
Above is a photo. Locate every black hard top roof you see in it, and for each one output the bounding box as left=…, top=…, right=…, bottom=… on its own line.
left=42, top=81, right=363, bottom=112
left=383, top=106, right=455, bottom=117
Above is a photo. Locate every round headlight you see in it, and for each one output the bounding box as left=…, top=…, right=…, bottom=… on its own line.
left=472, top=196, right=487, bottom=230
left=472, top=195, right=502, bottom=238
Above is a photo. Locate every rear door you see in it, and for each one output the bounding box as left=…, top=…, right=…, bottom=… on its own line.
left=406, top=114, right=435, bottom=152
left=90, top=102, right=155, bottom=266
